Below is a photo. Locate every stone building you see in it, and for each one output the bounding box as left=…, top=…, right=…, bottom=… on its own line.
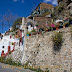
left=22, top=3, right=53, bottom=33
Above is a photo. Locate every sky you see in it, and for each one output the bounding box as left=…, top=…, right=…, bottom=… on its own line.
left=0, top=0, right=58, bottom=33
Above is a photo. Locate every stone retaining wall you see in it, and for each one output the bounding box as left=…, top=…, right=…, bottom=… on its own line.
left=22, top=27, right=72, bottom=72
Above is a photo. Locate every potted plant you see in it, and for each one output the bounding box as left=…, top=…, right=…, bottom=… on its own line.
left=27, top=32, right=31, bottom=36
left=50, top=24, right=55, bottom=31
left=31, top=29, right=36, bottom=35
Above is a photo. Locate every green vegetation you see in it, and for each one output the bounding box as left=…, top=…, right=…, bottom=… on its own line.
left=9, top=51, right=11, bottom=54
left=27, top=32, right=31, bottom=35
left=56, top=3, right=64, bottom=12
left=0, top=57, right=49, bottom=72
left=12, top=42, right=14, bottom=45
left=0, top=57, right=21, bottom=66
left=31, top=29, right=36, bottom=32
left=52, top=32, right=63, bottom=52
left=12, top=17, right=22, bottom=31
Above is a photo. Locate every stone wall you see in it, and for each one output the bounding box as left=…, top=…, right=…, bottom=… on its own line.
left=21, top=27, right=72, bottom=72
left=36, top=3, right=53, bottom=11
left=6, top=46, right=23, bottom=63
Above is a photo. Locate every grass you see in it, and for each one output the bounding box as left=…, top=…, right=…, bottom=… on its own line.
left=0, top=57, right=21, bottom=66
left=0, top=57, right=49, bottom=72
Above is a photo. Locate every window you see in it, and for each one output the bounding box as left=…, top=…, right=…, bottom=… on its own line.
left=2, top=46, right=4, bottom=48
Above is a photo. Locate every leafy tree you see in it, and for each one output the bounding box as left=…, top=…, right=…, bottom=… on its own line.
left=12, top=17, right=22, bottom=31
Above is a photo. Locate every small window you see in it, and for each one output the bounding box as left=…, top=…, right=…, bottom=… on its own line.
left=2, top=46, right=4, bottom=48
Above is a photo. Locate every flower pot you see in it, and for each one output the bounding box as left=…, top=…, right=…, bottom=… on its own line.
left=56, top=27, right=59, bottom=30
left=63, top=25, right=65, bottom=28
left=45, top=29, right=48, bottom=32
left=29, top=34, right=31, bottom=36
left=27, top=34, right=29, bottom=36
left=32, top=32, right=36, bottom=35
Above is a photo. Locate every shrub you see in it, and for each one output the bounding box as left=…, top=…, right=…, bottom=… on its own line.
left=0, top=57, right=21, bottom=66
left=0, top=57, right=5, bottom=63
left=12, top=42, right=14, bottom=45
left=27, top=32, right=31, bottom=35
left=9, top=51, right=11, bottom=54
left=52, top=32, right=63, bottom=52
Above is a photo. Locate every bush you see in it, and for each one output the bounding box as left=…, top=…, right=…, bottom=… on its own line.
left=0, top=57, right=21, bottom=66
left=52, top=32, right=63, bottom=52
left=0, top=57, right=6, bottom=63
left=27, top=32, right=31, bottom=35
left=12, top=42, right=14, bottom=45
left=9, top=51, right=11, bottom=54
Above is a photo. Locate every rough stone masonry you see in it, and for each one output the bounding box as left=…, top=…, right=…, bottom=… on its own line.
left=21, top=27, right=72, bottom=72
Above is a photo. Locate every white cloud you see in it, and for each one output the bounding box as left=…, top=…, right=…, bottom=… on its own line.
left=43, top=0, right=58, bottom=6
left=52, top=0, right=58, bottom=5
left=43, top=0, right=51, bottom=3
left=13, top=0, right=24, bottom=3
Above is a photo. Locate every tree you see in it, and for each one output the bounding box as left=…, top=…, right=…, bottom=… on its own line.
left=12, top=17, right=22, bottom=31
left=1, top=10, right=17, bottom=28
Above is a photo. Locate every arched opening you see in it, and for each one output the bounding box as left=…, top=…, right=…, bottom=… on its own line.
left=27, top=22, right=34, bottom=27
left=27, top=22, right=34, bottom=32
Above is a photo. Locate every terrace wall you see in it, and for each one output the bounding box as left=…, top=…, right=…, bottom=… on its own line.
left=21, top=27, right=72, bottom=72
